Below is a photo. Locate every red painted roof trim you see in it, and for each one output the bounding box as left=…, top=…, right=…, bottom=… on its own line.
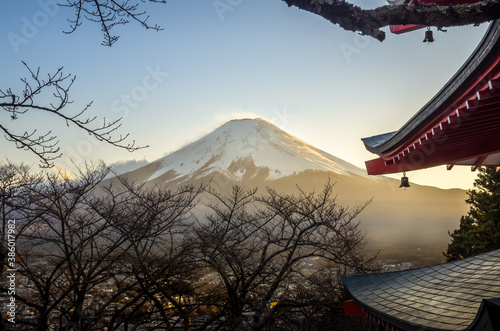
left=364, top=20, right=500, bottom=175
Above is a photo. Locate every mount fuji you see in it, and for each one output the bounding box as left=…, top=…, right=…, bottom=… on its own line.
left=121, top=118, right=370, bottom=185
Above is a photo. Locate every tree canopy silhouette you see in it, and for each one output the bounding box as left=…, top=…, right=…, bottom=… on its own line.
left=445, top=167, right=500, bottom=261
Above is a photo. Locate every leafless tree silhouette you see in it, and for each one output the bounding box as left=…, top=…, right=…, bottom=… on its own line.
left=0, top=163, right=207, bottom=330
left=1, top=167, right=376, bottom=330
left=90, top=177, right=204, bottom=330
left=0, top=63, right=147, bottom=168
left=190, top=182, right=377, bottom=330
left=61, top=0, right=166, bottom=46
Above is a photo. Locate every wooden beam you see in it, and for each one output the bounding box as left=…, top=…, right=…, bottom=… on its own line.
left=365, top=140, right=500, bottom=175
left=489, top=79, right=500, bottom=90
left=471, top=155, right=488, bottom=171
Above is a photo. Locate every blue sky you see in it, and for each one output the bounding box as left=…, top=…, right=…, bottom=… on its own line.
left=0, top=0, right=489, bottom=189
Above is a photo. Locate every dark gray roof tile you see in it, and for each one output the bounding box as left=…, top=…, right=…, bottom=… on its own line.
left=343, top=249, right=500, bottom=330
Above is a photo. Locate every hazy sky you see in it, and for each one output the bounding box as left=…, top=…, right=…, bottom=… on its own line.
left=0, top=0, right=490, bottom=189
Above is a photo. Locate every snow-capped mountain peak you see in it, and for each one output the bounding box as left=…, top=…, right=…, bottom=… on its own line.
left=144, top=118, right=367, bottom=183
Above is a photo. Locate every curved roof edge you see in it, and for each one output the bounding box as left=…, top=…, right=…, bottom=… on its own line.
left=349, top=297, right=500, bottom=331
left=363, top=20, right=500, bottom=155
left=466, top=298, right=500, bottom=331
left=343, top=249, right=500, bottom=331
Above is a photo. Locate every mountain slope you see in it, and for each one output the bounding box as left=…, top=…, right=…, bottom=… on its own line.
left=138, top=118, right=369, bottom=184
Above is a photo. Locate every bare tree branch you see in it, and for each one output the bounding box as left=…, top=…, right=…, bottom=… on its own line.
left=191, top=182, right=376, bottom=329
left=283, top=0, right=500, bottom=41
left=60, top=0, right=166, bottom=46
left=1, top=166, right=377, bottom=329
left=0, top=63, right=148, bottom=168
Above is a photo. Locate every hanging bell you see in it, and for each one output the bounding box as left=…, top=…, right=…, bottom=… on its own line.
left=423, top=28, right=434, bottom=43
left=400, top=172, right=410, bottom=188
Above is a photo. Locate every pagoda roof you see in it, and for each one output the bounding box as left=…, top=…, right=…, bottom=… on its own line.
left=363, top=20, right=500, bottom=175
left=343, top=249, right=500, bottom=331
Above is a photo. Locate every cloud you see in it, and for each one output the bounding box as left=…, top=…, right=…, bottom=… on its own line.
left=51, top=166, right=74, bottom=180
left=107, top=159, right=149, bottom=177
left=213, top=111, right=260, bottom=126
